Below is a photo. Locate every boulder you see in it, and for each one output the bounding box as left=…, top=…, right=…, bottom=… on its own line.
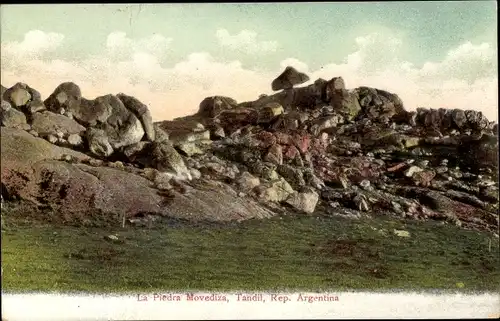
left=158, top=118, right=206, bottom=133
left=149, top=142, right=191, bottom=180
left=285, top=189, right=319, bottom=213
left=31, top=111, right=86, bottom=137
left=259, top=177, right=295, bottom=202
left=264, top=144, right=283, bottom=165
left=1, top=127, right=90, bottom=201
left=276, top=164, right=306, bottom=189
left=67, top=133, right=83, bottom=147
left=310, top=114, right=345, bottom=135
left=1, top=105, right=27, bottom=128
left=176, top=142, right=206, bottom=157
left=330, top=89, right=362, bottom=120
left=216, top=108, right=259, bottom=133
left=451, top=109, right=467, bottom=129
left=116, top=93, right=155, bottom=141
left=7, top=86, right=31, bottom=108
left=291, top=81, right=325, bottom=109
left=1, top=127, right=90, bottom=167
left=1, top=99, right=11, bottom=112
left=257, top=102, right=284, bottom=123
left=91, top=95, right=145, bottom=149
left=465, top=110, right=489, bottom=131
left=271, top=66, right=310, bottom=91
left=44, top=82, right=82, bottom=114
left=248, top=162, right=279, bottom=181
left=272, top=111, right=309, bottom=131
left=354, top=86, right=405, bottom=121
left=404, top=166, right=424, bottom=178
left=198, top=96, right=238, bottom=118
left=86, top=128, right=114, bottom=158
left=165, top=179, right=275, bottom=221
left=168, top=129, right=210, bottom=144
left=3, top=83, right=42, bottom=109
left=63, top=96, right=110, bottom=127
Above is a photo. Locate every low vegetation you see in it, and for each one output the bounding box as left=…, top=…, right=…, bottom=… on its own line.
left=2, top=207, right=499, bottom=293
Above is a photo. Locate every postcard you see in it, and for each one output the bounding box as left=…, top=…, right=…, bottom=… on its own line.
left=1, top=2, right=499, bottom=320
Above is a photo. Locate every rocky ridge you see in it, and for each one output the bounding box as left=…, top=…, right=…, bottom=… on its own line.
left=1, top=68, right=498, bottom=233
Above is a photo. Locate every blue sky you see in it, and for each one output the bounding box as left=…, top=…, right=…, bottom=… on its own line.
left=1, top=3, right=497, bottom=120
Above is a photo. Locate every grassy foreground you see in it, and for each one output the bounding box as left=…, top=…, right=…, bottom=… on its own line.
left=1, top=211, right=499, bottom=293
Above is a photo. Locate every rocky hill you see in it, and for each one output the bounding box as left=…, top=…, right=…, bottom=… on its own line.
left=1, top=67, right=498, bottom=233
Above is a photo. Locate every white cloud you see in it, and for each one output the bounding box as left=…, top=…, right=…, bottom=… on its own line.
left=216, top=29, right=279, bottom=54
left=1, top=30, right=64, bottom=59
left=1, top=30, right=497, bottom=122
left=106, top=31, right=173, bottom=61
left=345, top=33, right=403, bottom=73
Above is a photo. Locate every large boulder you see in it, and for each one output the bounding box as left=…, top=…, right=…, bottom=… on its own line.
left=465, top=110, right=490, bottom=131
left=459, top=133, right=498, bottom=173
left=2, top=83, right=43, bottom=113
left=257, top=102, right=284, bottom=123
left=291, top=79, right=327, bottom=110
left=163, top=179, right=276, bottom=221
left=155, top=119, right=211, bottom=156
left=4, top=85, right=30, bottom=108
left=310, top=114, right=345, bottom=135
left=46, top=89, right=145, bottom=150
left=1, top=103, right=27, bottom=129
left=145, top=142, right=191, bottom=180
left=1, top=127, right=91, bottom=200
left=216, top=108, right=259, bottom=133
left=156, top=119, right=209, bottom=143
left=285, top=188, right=319, bottom=213
left=1, top=127, right=89, bottom=166
left=3, top=158, right=175, bottom=220
left=116, top=93, right=155, bottom=141
left=31, top=111, right=86, bottom=137
left=271, top=110, right=309, bottom=131
left=198, top=96, right=238, bottom=118
left=450, top=109, right=467, bottom=129
left=325, top=78, right=362, bottom=120
left=258, top=177, right=295, bottom=202
left=354, top=86, right=405, bottom=122
left=44, top=82, right=82, bottom=114
left=86, top=128, right=114, bottom=158
left=85, top=95, right=145, bottom=149
left=272, top=66, right=310, bottom=91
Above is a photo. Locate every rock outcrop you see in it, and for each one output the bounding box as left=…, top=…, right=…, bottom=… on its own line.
left=1, top=74, right=498, bottom=233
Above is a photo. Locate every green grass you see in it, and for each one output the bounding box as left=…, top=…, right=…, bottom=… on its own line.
left=1, top=212, right=499, bottom=294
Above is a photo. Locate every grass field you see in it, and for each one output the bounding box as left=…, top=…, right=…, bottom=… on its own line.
left=1, top=208, right=499, bottom=294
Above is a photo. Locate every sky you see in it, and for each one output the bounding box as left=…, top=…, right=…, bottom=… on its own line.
left=0, top=2, right=498, bottom=121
